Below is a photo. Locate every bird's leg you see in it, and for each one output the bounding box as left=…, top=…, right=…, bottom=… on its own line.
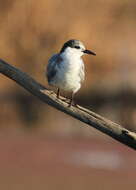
left=56, top=88, right=66, bottom=101
left=57, top=88, right=60, bottom=99
left=69, top=92, right=75, bottom=107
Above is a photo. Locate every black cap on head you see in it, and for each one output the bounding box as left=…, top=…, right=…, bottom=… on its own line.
left=60, top=39, right=96, bottom=56
left=60, top=39, right=81, bottom=53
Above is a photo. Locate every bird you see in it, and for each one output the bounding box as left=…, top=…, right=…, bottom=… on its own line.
left=46, top=39, right=96, bottom=107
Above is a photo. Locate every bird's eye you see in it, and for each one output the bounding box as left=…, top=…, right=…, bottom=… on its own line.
left=74, top=46, right=80, bottom=49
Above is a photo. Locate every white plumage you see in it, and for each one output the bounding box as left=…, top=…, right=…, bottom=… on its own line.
left=46, top=39, right=96, bottom=106
left=48, top=48, right=84, bottom=93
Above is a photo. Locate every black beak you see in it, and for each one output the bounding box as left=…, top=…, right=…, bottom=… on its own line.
left=83, top=49, right=96, bottom=56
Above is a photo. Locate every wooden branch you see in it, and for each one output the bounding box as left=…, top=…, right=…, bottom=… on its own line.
left=0, top=59, right=136, bottom=150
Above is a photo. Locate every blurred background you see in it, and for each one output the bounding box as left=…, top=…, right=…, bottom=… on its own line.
left=0, top=0, right=136, bottom=189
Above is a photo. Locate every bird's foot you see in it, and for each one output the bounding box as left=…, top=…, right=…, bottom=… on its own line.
left=68, top=100, right=78, bottom=108
left=62, top=98, right=70, bottom=104
left=50, top=91, right=54, bottom=94
left=56, top=93, right=67, bottom=101
left=57, top=96, right=67, bottom=101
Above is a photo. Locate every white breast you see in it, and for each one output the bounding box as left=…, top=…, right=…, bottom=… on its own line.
left=52, top=48, right=85, bottom=93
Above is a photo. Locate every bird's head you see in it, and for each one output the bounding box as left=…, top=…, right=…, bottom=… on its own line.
left=60, top=39, right=96, bottom=58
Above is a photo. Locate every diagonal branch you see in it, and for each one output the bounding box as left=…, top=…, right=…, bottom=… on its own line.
left=0, top=59, right=136, bottom=150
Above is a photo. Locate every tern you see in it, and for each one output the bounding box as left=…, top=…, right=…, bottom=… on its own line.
left=46, top=39, right=96, bottom=106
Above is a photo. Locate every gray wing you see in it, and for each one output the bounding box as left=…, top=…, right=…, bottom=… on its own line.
left=46, top=54, right=59, bottom=83
left=79, top=63, right=85, bottom=82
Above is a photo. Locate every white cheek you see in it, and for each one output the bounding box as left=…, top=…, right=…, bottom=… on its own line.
left=71, top=48, right=83, bottom=56
left=63, top=47, right=84, bottom=58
